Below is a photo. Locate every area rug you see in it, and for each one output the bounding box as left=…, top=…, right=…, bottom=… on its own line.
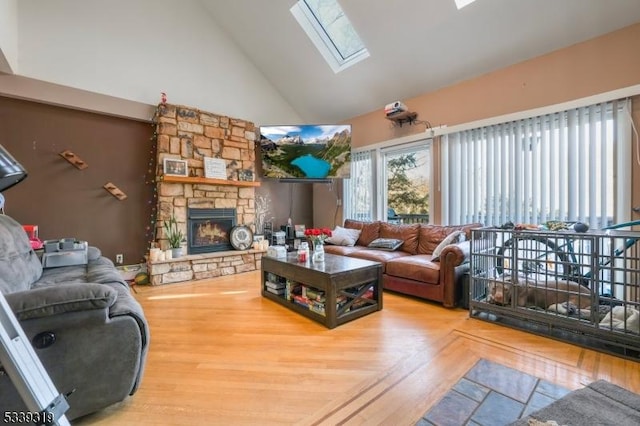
left=511, top=379, right=640, bottom=426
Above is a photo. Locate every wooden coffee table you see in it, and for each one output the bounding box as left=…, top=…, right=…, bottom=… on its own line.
left=261, top=253, right=383, bottom=328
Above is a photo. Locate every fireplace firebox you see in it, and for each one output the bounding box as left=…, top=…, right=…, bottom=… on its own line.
left=187, top=208, right=236, bottom=254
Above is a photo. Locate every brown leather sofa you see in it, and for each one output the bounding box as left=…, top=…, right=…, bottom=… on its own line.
left=323, top=220, right=482, bottom=308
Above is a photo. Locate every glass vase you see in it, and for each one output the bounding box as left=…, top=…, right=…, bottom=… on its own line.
left=312, top=242, right=325, bottom=263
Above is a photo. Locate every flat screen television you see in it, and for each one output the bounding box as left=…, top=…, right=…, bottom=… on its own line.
left=259, top=124, right=351, bottom=180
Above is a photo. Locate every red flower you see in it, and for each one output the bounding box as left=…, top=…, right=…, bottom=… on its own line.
left=304, top=228, right=332, bottom=244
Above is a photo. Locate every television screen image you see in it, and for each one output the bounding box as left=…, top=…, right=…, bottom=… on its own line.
left=259, top=124, right=351, bottom=180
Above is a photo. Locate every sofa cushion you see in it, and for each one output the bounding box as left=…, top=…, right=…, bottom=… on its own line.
left=379, top=222, right=420, bottom=254
left=417, top=223, right=482, bottom=254
left=385, top=255, right=440, bottom=285
left=32, top=256, right=127, bottom=289
left=86, top=257, right=128, bottom=288
left=431, top=230, right=466, bottom=261
left=325, top=226, right=361, bottom=246
left=33, top=265, right=90, bottom=288
left=0, top=215, right=43, bottom=294
left=347, top=249, right=411, bottom=272
left=323, top=244, right=366, bottom=256
left=368, top=238, right=404, bottom=251
left=344, top=219, right=381, bottom=246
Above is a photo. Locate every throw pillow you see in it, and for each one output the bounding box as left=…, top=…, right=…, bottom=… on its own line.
left=431, top=230, right=466, bottom=261
left=325, top=226, right=361, bottom=246
left=367, top=238, right=404, bottom=251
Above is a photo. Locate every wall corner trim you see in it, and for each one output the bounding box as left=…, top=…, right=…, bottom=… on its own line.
left=0, top=74, right=155, bottom=122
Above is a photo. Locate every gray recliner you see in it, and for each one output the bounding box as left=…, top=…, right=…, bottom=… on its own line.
left=0, top=214, right=149, bottom=421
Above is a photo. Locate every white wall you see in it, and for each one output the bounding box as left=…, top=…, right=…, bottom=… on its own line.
left=0, top=0, right=18, bottom=73
left=13, top=0, right=301, bottom=125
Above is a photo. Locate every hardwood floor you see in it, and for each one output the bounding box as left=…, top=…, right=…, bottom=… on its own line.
left=76, top=271, right=640, bottom=425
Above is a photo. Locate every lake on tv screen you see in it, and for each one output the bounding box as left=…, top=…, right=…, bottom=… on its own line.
left=259, top=124, right=351, bottom=179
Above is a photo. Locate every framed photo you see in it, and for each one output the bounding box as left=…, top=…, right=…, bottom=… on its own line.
left=237, top=169, right=254, bottom=182
left=294, top=224, right=306, bottom=238
left=253, top=234, right=265, bottom=243
left=163, top=158, right=188, bottom=177
left=204, top=157, right=227, bottom=179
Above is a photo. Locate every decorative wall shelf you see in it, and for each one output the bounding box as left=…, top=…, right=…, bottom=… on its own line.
left=59, top=150, right=88, bottom=169
left=386, top=111, right=418, bottom=127
left=160, top=175, right=260, bottom=187
left=103, top=182, right=128, bottom=200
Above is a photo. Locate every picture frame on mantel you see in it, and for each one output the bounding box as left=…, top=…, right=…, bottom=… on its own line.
left=163, top=158, right=188, bottom=177
left=204, top=157, right=228, bottom=180
left=237, top=169, right=254, bottom=182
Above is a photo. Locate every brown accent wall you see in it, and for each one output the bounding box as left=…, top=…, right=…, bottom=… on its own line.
left=315, top=22, right=640, bottom=227
left=257, top=180, right=314, bottom=233
left=0, top=96, right=153, bottom=264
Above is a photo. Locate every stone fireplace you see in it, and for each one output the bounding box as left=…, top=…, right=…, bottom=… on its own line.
left=147, top=103, right=263, bottom=285
left=188, top=207, right=236, bottom=254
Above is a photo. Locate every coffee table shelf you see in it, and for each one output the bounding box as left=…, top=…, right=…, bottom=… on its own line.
left=261, top=253, right=383, bottom=328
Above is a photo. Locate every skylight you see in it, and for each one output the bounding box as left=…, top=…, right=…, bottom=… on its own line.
left=291, top=0, right=369, bottom=73
left=455, top=0, right=477, bottom=9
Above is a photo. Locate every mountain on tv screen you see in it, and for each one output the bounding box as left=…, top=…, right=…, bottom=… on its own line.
left=259, top=124, right=351, bottom=180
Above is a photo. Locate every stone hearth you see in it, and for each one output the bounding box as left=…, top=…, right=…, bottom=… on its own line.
left=148, top=250, right=263, bottom=285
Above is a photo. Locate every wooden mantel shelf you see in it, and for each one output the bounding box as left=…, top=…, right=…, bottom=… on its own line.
left=160, top=175, right=260, bottom=187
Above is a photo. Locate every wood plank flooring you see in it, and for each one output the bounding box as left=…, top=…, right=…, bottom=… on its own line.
left=75, top=271, right=640, bottom=425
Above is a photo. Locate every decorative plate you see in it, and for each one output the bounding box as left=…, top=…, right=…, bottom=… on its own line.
left=230, top=225, right=253, bottom=250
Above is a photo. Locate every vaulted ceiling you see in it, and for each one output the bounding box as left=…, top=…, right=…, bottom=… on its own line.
left=202, top=0, right=640, bottom=123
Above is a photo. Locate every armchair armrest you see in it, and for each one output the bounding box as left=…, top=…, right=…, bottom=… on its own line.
left=4, top=283, right=118, bottom=321
left=439, top=240, right=472, bottom=308
left=439, top=240, right=471, bottom=266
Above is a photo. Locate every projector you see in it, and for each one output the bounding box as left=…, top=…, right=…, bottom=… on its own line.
left=384, top=101, right=408, bottom=116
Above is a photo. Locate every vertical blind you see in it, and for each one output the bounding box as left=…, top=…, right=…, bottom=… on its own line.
left=344, top=149, right=374, bottom=221
left=441, top=99, right=631, bottom=228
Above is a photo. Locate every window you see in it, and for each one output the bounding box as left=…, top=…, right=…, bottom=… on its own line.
left=344, top=150, right=375, bottom=222
left=345, top=141, right=432, bottom=224
left=291, top=0, right=369, bottom=73
left=454, top=0, right=477, bottom=10
left=383, top=145, right=431, bottom=224
left=441, top=99, right=632, bottom=228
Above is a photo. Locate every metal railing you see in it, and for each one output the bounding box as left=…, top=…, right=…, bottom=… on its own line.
left=350, top=213, right=429, bottom=224
left=393, top=214, right=429, bottom=224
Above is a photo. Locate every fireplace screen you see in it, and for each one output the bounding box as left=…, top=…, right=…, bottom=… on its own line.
left=188, top=208, right=236, bottom=254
